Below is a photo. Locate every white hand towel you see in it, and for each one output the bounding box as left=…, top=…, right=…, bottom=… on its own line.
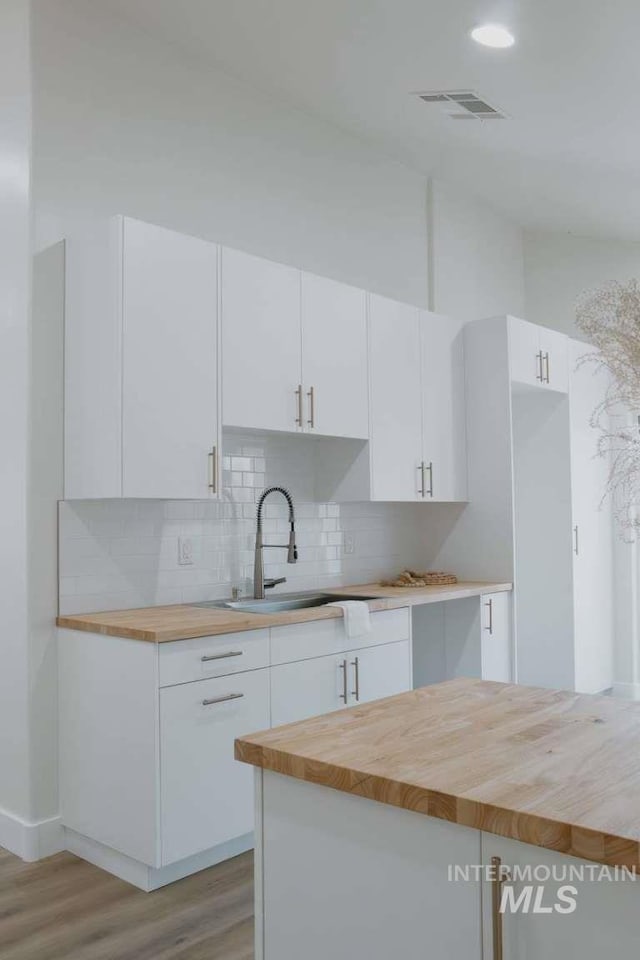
left=326, top=600, right=372, bottom=639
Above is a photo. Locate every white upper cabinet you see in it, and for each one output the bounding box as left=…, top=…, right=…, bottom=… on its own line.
left=122, top=220, right=219, bottom=499
left=368, top=294, right=423, bottom=501
left=221, top=247, right=301, bottom=433
left=222, top=250, right=369, bottom=438
left=369, top=296, right=468, bottom=502
left=65, top=217, right=219, bottom=500
left=539, top=325, right=569, bottom=393
left=508, top=315, right=568, bottom=393
left=301, top=273, right=368, bottom=439
left=419, top=311, right=468, bottom=501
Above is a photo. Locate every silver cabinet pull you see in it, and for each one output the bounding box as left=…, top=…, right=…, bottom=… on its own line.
left=484, top=598, right=493, bottom=634
left=201, top=650, right=243, bottom=662
left=418, top=461, right=425, bottom=498
left=202, top=692, right=244, bottom=706
left=208, top=445, right=218, bottom=493
left=295, top=384, right=303, bottom=426
left=339, top=659, right=348, bottom=703
left=574, top=524, right=579, bottom=555
left=544, top=351, right=550, bottom=383
left=307, top=385, right=315, bottom=428
left=426, top=461, right=434, bottom=498
left=536, top=350, right=544, bottom=381
left=491, top=856, right=511, bottom=960
left=350, top=656, right=360, bottom=702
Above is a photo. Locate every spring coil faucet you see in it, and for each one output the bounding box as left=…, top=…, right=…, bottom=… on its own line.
left=253, top=486, right=298, bottom=599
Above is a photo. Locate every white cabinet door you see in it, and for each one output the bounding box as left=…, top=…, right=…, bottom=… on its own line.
left=509, top=316, right=569, bottom=394
left=509, top=316, right=544, bottom=388
left=122, top=219, right=219, bottom=499
left=65, top=218, right=124, bottom=499
left=65, top=216, right=219, bottom=500
left=352, top=640, right=412, bottom=704
left=221, top=247, right=301, bottom=433
left=271, top=639, right=411, bottom=726
left=482, top=834, right=640, bottom=959
left=420, top=310, right=468, bottom=501
left=270, top=653, right=351, bottom=725
left=480, top=593, right=512, bottom=682
left=160, top=667, right=270, bottom=865
left=369, top=294, right=423, bottom=500
left=570, top=341, right=613, bottom=693
left=540, top=326, right=569, bottom=394
left=301, top=272, right=368, bottom=439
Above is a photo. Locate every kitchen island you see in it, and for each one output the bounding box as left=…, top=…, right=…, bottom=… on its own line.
left=236, top=678, right=640, bottom=959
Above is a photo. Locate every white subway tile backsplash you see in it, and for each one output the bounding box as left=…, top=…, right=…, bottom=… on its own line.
left=58, top=431, right=433, bottom=614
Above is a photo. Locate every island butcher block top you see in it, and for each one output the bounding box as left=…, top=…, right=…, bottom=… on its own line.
left=236, top=677, right=640, bottom=869
left=56, top=581, right=511, bottom=642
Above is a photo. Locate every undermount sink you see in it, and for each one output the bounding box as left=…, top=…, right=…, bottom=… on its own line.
left=192, top=592, right=379, bottom=615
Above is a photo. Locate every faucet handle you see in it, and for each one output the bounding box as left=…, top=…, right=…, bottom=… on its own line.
left=264, top=577, right=287, bottom=590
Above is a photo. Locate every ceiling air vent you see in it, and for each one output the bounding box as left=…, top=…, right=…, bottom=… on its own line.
left=416, top=90, right=507, bottom=121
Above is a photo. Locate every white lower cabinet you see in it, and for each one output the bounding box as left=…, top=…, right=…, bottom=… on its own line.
left=59, top=607, right=411, bottom=889
left=413, top=593, right=512, bottom=687
left=271, top=639, right=411, bottom=726
left=355, top=640, right=411, bottom=703
left=482, top=834, right=640, bottom=958
left=480, top=592, right=512, bottom=683
left=160, top=668, right=270, bottom=865
left=271, top=654, right=350, bottom=726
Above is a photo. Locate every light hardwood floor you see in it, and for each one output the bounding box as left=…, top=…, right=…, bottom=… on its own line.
left=0, top=847, right=253, bottom=960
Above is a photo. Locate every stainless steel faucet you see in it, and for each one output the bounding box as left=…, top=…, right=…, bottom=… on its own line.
left=253, top=486, right=298, bottom=599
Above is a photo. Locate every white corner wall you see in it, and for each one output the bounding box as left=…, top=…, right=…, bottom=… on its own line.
left=429, top=179, right=525, bottom=321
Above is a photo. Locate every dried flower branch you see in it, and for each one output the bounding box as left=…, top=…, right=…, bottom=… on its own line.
left=576, top=280, right=640, bottom=537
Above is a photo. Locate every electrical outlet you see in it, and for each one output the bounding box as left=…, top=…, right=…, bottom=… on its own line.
left=343, top=533, right=356, bottom=556
left=178, top=537, right=194, bottom=566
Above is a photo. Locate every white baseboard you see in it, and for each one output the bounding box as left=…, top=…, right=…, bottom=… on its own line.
left=612, top=681, right=640, bottom=700
left=0, top=808, right=64, bottom=862
left=64, top=828, right=254, bottom=891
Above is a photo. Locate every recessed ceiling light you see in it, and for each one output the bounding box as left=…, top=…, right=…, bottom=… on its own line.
left=471, top=24, right=515, bottom=49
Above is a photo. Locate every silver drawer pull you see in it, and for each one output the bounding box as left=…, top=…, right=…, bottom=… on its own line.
left=201, top=650, right=243, bottom=662
left=202, top=692, right=244, bottom=706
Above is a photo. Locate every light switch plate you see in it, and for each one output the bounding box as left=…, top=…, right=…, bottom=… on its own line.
left=344, top=534, right=356, bottom=556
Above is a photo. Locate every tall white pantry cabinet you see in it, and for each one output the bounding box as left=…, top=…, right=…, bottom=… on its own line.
left=463, top=316, right=613, bottom=693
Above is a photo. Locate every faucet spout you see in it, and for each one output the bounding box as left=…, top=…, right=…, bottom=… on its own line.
left=253, top=486, right=298, bottom=599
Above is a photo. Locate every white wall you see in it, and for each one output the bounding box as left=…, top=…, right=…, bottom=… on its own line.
left=0, top=0, right=33, bottom=850
left=430, top=179, right=525, bottom=322
left=32, top=0, right=429, bottom=307
left=524, top=230, right=640, bottom=337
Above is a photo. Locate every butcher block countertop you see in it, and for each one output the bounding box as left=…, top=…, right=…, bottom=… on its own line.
left=236, top=677, right=640, bottom=869
left=56, top=580, right=511, bottom=643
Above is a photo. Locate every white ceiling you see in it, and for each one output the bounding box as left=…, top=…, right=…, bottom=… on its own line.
left=100, top=0, right=640, bottom=240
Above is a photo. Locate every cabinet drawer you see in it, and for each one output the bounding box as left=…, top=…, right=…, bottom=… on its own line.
left=159, top=629, right=270, bottom=687
left=271, top=608, right=409, bottom=666
left=160, top=668, right=270, bottom=865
